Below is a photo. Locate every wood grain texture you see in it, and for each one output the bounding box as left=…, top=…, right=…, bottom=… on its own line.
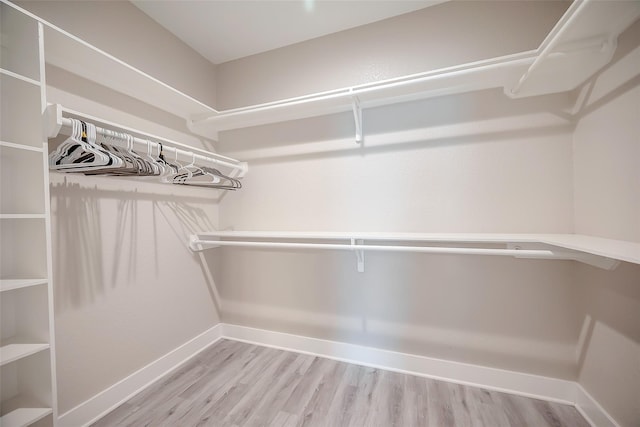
left=92, top=339, right=590, bottom=427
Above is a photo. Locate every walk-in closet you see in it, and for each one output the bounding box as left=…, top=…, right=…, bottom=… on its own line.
left=1, top=0, right=638, bottom=426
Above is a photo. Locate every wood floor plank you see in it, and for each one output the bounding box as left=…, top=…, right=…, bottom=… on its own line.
left=324, top=363, right=360, bottom=427
left=363, top=368, right=401, bottom=427
left=242, top=353, right=311, bottom=426
left=465, top=386, right=510, bottom=427
left=192, top=382, right=249, bottom=427
left=93, top=357, right=209, bottom=427
left=503, top=393, right=555, bottom=427
left=384, top=370, right=407, bottom=427
left=147, top=342, right=259, bottom=426
left=271, top=411, right=299, bottom=427
left=222, top=350, right=296, bottom=426
left=280, top=357, right=331, bottom=414
left=426, top=377, right=456, bottom=427
left=551, top=401, right=592, bottom=427
left=92, top=339, right=591, bottom=427
left=259, top=354, right=315, bottom=425
left=174, top=347, right=283, bottom=426
left=346, top=366, right=380, bottom=427
left=533, top=398, right=566, bottom=427
left=403, top=373, right=428, bottom=427
left=178, top=341, right=256, bottom=399
left=91, top=402, right=136, bottom=427
left=299, top=358, right=345, bottom=426
left=448, top=382, right=474, bottom=427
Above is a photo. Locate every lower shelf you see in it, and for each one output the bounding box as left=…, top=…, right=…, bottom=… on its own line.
left=0, top=279, right=48, bottom=293
left=0, top=343, right=50, bottom=367
left=0, top=407, right=52, bottom=427
left=189, top=232, right=637, bottom=271
left=0, top=214, right=46, bottom=219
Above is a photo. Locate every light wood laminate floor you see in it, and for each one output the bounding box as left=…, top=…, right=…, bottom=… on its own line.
left=93, top=339, right=590, bottom=427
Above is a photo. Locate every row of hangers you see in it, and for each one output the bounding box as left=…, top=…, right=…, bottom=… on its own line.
left=49, top=119, right=242, bottom=190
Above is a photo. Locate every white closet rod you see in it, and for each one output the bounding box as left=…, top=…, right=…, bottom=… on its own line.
left=189, top=238, right=572, bottom=259
left=56, top=117, right=244, bottom=173
left=189, top=232, right=625, bottom=271
left=46, top=104, right=248, bottom=176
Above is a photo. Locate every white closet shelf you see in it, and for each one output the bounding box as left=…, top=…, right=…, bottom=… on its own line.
left=0, top=408, right=52, bottom=427
left=189, top=51, right=537, bottom=139
left=190, top=231, right=639, bottom=272
left=17, top=0, right=636, bottom=142
left=39, top=19, right=215, bottom=119
left=0, top=395, right=52, bottom=427
left=0, top=141, right=43, bottom=152
left=0, top=279, right=48, bottom=292
left=188, top=0, right=640, bottom=140
left=0, top=343, right=50, bottom=366
left=0, top=214, right=46, bottom=220
left=534, top=234, right=640, bottom=266
left=2, top=2, right=57, bottom=422
left=0, top=68, right=41, bottom=87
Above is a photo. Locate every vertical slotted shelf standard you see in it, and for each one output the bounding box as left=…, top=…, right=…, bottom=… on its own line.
left=0, top=2, right=58, bottom=426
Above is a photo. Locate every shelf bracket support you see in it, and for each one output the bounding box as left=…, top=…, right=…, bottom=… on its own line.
left=352, top=238, right=365, bottom=272
left=507, top=243, right=620, bottom=270
left=45, top=103, right=63, bottom=138
left=350, top=89, right=363, bottom=144
left=569, top=253, right=620, bottom=270
left=189, top=235, right=220, bottom=251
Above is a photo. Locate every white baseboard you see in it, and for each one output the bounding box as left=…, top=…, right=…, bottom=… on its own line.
left=574, top=384, right=620, bottom=427
left=58, top=322, right=619, bottom=427
left=221, top=323, right=576, bottom=404
left=221, top=324, right=621, bottom=427
left=57, top=324, right=223, bottom=427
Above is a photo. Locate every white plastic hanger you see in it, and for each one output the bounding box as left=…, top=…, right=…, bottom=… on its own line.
left=50, top=119, right=119, bottom=171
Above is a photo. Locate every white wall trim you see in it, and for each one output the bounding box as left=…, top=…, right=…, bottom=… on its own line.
left=57, top=324, right=223, bottom=427
left=58, top=323, right=619, bottom=427
left=574, top=384, right=620, bottom=427
left=222, top=324, right=621, bottom=427
left=221, top=323, right=577, bottom=404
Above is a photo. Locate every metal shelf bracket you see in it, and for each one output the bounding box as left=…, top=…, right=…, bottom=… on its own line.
left=350, top=89, right=363, bottom=144
left=507, top=243, right=620, bottom=270
left=352, top=238, right=365, bottom=272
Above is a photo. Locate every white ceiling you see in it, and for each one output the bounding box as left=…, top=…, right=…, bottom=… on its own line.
left=131, top=1, right=445, bottom=64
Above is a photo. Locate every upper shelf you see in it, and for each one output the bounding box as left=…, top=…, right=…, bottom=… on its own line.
left=41, top=25, right=216, bottom=119
left=535, top=234, right=640, bottom=266
left=190, top=51, right=538, bottom=138
left=12, top=0, right=640, bottom=141
left=189, top=0, right=640, bottom=139
left=510, top=0, right=640, bottom=98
